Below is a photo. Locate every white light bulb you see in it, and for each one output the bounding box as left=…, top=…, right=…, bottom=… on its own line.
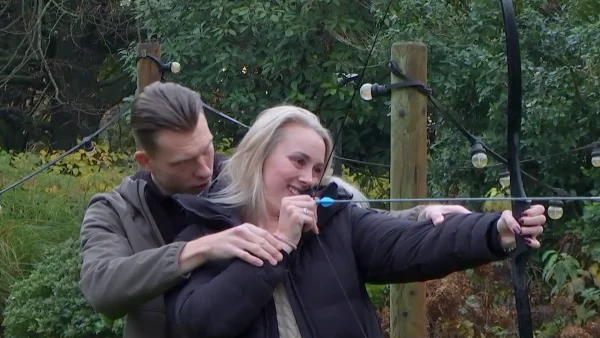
left=499, top=175, right=510, bottom=188
left=592, top=155, right=600, bottom=168
left=170, top=62, right=181, bottom=73
left=471, top=152, right=488, bottom=169
left=547, top=205, right=564, bottom=220
left=359, top=83, right=373, bottom=101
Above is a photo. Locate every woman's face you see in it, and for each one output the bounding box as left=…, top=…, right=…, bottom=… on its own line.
left=263, top=123, right=327, bottom=215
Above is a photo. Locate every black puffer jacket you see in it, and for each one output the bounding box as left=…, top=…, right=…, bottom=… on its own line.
left=166, top=182, right=508, bottom=338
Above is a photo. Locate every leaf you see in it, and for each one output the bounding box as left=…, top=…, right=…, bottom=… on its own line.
left=285, top=28, right=293, bottom=37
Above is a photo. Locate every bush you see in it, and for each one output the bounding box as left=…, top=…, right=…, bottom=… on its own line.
left=0, top=144, right=133, bottom=316
left=2, top=238, right=124, bottom=338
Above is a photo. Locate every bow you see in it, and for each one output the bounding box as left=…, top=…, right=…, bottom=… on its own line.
left=499, top=0, right=534, bottom=337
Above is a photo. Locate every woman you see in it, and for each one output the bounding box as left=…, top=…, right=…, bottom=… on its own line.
left=167, top=105, right=545, bottom=338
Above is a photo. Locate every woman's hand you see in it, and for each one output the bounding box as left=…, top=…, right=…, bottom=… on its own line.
left=496, top=204, right=546, bottom=249
left=273, top=195, right=318, bottom=249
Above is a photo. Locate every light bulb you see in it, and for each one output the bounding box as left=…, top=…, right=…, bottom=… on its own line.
left=170, top=62, right=181, bottom=73
left=547, top=205, right=564, bottom=220
left=471, top=152, right=488, bottom=169
left=499, top=175, right=510, bottom=188
left=359, top=83, right=373, bottom=101
left=83, top=139, right=94, bottom=152
left=592, top=155, right=600, bottom=168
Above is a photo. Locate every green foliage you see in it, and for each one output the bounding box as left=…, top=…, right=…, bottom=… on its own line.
left=366, top=284, right=390, bottom=309
left=378, top=0, right=599, bottom=217
left=1, top=238, right=123, bottom=338
left=124, top=0, right=391, bottom=171
left=0, top=145, right=133, bottom=315
left=541, top=249, right=600, bottom=327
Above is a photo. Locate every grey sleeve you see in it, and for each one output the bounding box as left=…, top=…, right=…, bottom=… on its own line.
left=372, top=205, right=427, bottom=221
left=79, top=194, right=187, bottom=319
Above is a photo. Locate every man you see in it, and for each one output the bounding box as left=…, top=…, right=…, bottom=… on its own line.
left=79, top=82, right=285, bottom=338
left=79, top=81, right=470, bottom=338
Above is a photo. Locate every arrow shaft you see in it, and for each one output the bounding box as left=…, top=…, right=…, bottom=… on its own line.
left=317, top=196, right=599, bottom=204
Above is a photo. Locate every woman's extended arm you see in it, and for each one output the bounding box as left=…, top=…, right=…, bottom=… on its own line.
left=349, top=206, right=508, bottom=284
left=165, top=226, right=289, bottom=338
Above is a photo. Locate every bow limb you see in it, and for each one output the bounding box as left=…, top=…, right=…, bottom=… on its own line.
left=500, top=0, right=534, bottom=337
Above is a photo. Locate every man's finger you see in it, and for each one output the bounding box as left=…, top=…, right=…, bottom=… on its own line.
left=235, top=231, right=282, bottom=264
left=240, top=240, right=279, bottom=266
left=245, top=225, right=284, bottom=251
left=247, top=232, right=284, bottom=262
left=443, top=205, right=471, bottom=214
left=233, top=248, right=264, bottom=267
left=431, top=214, right=445, bottom=225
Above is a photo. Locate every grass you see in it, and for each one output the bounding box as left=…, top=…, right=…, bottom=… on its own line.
left=0, top=148, right=133, bottom=313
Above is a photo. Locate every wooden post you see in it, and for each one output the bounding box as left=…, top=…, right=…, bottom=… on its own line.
left=136, top=42, right=162, bottom=95
left=332, top=119, right=343, bottom=176
left=389, top=42, right=428, bottom=338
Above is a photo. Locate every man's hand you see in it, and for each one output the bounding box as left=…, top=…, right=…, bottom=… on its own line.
left=178, top=223, right=285, bottom=274
left=418, top=204, right=472, bottom=225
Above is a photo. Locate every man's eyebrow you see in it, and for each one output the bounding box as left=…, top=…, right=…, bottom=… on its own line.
left=201, top=136, right=214, bottom=150
left=170, top=137, right=214, bottom=164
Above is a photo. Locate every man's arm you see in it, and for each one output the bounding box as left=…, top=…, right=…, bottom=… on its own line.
left=79, top=194, right=202, bottom=319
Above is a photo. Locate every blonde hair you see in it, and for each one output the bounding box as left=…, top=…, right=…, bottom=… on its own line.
left=209, top=105, right=334, bottom=221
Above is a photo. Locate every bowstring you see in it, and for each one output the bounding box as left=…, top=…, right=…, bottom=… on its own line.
left=305, top=1, right=395, bottom=336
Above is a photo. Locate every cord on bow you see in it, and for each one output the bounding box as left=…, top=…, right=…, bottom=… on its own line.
left=500, top=0, right=534, bottom=337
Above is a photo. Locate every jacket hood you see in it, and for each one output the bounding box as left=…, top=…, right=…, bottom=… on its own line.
left=172, top=181, right=354, bottom=231
left=113, top=177, right=146, bottom=212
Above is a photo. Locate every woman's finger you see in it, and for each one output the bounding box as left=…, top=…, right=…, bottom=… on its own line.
left=293, top=200, right=318, bottom=212
left=300, top=213, right=317, bottom=233
left=500, top=210, right=522, bottom=234
left=524, top=236, right=541, bottom=249
left=519, top=214, right=547, bottom=227
left=519, top=225, right=543, bottom=237
left=522, top=204, right=545, bottom=217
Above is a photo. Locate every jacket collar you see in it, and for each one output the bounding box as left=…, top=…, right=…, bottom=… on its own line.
left=172, top=181, right=353, bottom=230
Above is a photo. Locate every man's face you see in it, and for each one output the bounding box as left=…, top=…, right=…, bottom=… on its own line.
left=135, top=114, right=215, bottom=195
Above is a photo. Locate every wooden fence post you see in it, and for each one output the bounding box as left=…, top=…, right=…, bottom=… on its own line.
left=136, top=42, right=162, bottom=95
left=389, top=41, right=428, bottom=338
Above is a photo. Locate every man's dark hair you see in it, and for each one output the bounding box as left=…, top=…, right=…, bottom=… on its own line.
left=131, top=82, right=204, bottom=156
